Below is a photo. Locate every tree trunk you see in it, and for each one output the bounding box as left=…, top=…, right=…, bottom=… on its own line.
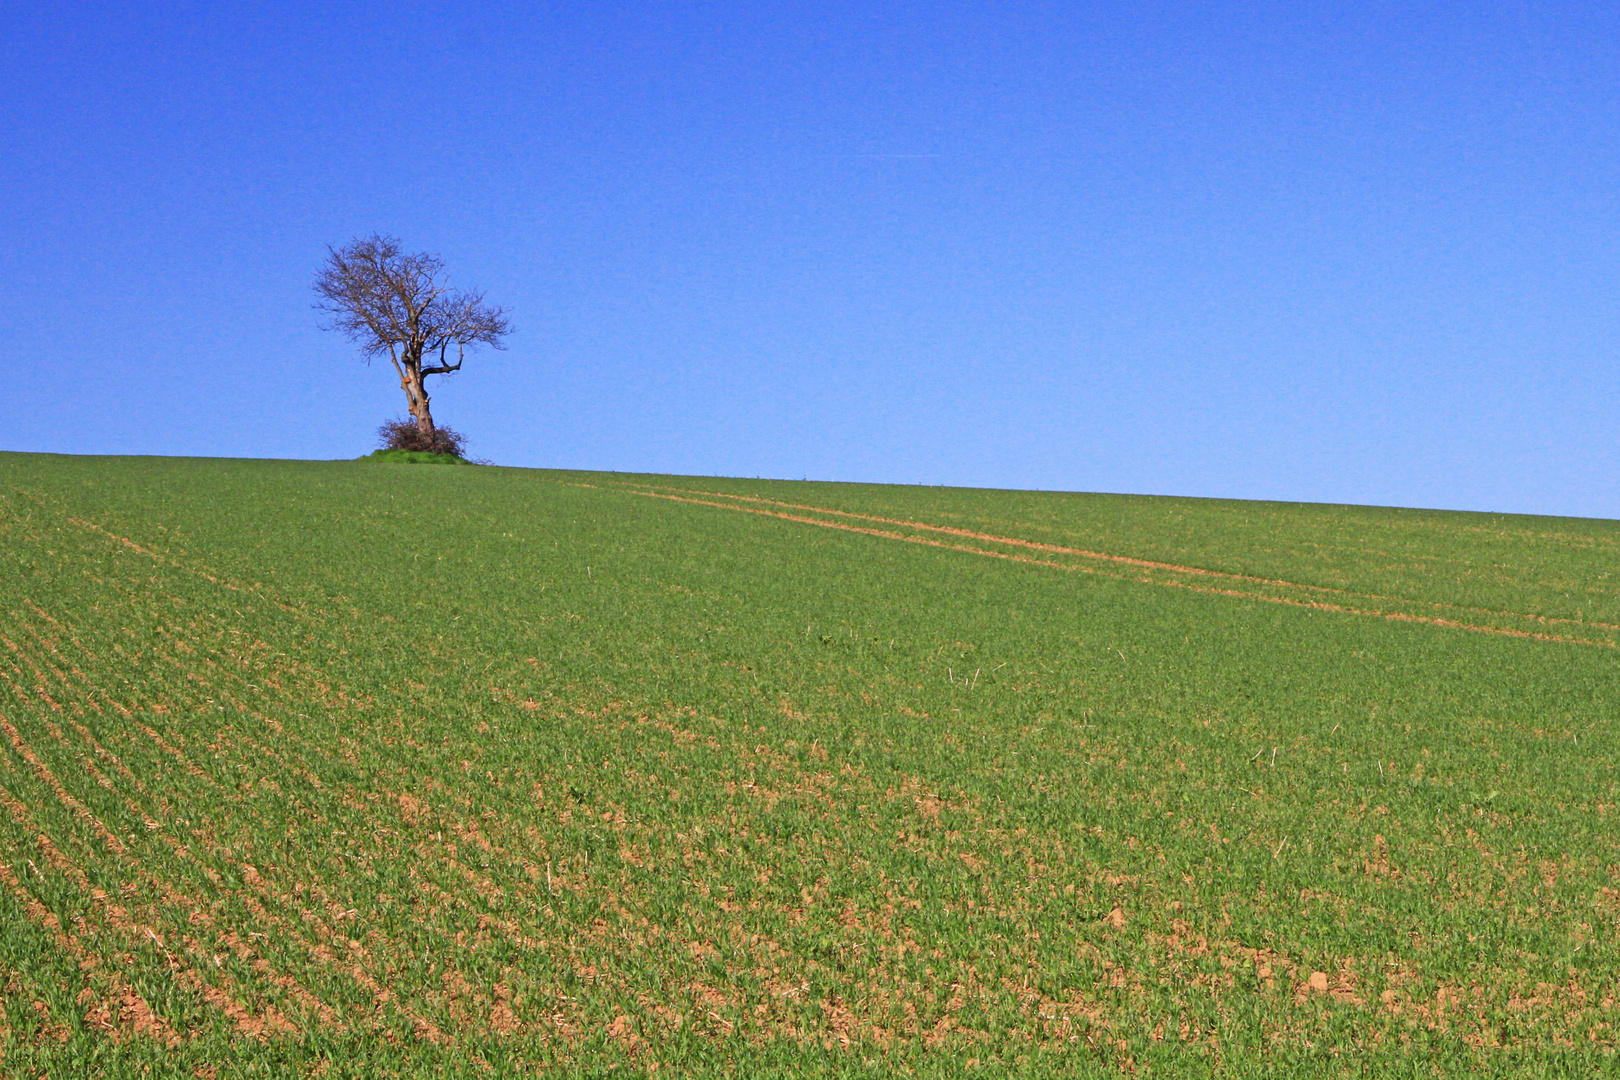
left=404, top=367, right=436, bottom=435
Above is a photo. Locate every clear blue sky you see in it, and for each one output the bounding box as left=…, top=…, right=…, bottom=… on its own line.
left=5, top=2, right=1618, bottom=518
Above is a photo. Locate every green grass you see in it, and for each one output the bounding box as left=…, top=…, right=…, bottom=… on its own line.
left=359, top=448, right=475, bottom=465
left=0, top=451, right=1617, bottom=1077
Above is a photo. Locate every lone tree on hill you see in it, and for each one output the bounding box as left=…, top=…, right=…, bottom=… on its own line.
left=313, top=235, right=510, bottom=437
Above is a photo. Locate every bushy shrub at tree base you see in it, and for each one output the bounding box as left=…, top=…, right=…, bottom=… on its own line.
left=377, top=418, right=468, bottom=457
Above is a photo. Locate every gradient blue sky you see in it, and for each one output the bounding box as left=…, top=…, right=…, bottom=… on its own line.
left=5, top=2, right=1618, bottom=517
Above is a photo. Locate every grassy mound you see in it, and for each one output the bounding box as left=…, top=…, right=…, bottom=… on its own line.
left=1, top=451, right=1617, bottom=1074
left=360, top=448, right=474, bottom=465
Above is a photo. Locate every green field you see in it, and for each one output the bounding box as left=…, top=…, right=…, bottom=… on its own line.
left=1, top=451, right=1617, bottom=1077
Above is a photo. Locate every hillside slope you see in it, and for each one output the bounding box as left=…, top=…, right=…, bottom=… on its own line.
left=1, top=453, right=1616, bottom=1076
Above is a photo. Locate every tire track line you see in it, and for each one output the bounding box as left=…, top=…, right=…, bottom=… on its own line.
left=608, top=486, right=1617, bottom=649
left=624, top=484, right=1620, bottom=634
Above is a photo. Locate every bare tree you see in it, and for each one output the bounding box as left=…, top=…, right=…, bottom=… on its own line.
left=313, top=235, right=510, bottom=436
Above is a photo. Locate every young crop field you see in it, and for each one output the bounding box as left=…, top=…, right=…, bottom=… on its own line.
left=1, top=451, right=1617, bottom=1077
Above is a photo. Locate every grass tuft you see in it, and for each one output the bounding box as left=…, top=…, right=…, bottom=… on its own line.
left=359, top=448, right=475, bottom=465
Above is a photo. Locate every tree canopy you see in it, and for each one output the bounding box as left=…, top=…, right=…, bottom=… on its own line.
left=314, top=235, right=509, bottom=435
